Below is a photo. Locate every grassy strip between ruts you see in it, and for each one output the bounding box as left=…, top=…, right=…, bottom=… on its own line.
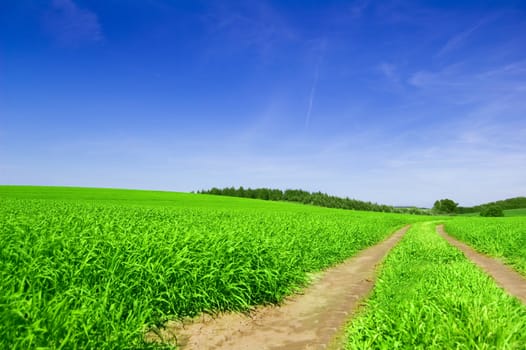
left=445, top=217, right=526, bottom=276
left=345, top=221, right=526, bottom=349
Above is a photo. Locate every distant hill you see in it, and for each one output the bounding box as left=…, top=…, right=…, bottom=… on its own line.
left=502, top=208, right=526, bottom=217
left=458, top=197, right=526, bottom=214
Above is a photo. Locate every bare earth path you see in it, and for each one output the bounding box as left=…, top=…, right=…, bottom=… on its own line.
left=437, top=224, right=526, bottom=304
left=148, top=225, right=410, bottom=350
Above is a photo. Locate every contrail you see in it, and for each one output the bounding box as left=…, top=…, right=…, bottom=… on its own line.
left=305, top=39, right=326, bottom=129
left=305, top=64, right=320, bottom=129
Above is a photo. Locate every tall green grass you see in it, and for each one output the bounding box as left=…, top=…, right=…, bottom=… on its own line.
left=446, top=217, right=526, bottom=275
left=346, top=222, right=526, bottom=349
left=0, top=186, right=419, bottom=349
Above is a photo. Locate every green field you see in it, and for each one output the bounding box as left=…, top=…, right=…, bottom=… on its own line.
left=346, top=222, right=526, bottom=348
left=459, top=208, right=526, bottom=217
left=445, top=217, right=526, bottom=276
left=503, top=208, right=526, bottom=217
left=3, top=186, right=525, bottom=349
left=0, top=186, right=423, bottom=349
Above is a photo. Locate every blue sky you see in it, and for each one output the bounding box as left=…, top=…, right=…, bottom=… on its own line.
left=1, top=0, right=525, bottom=207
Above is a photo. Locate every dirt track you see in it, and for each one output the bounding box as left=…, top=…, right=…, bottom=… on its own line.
left=437, top=224, right=526, bottom=304
left=147, top=225, right=410, bottom=350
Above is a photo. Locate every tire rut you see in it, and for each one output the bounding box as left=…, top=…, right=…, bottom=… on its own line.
left=146, top=225, right=411, bottom=350
left=437, top=224, right=526, bottom=304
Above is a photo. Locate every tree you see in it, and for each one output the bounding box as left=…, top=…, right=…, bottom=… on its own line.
left=433, top=199, right=458, bottom=214
left=198, top=187, right=428, bottom=214
left=480, top=205, right=504, bottom=217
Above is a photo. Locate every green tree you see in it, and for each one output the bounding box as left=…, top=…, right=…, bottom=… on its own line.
left=480, top=205, right=504, bottom=217
left=433, top=199, right=458, bottom=214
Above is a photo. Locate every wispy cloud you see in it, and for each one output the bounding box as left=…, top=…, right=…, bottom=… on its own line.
left=407, top=58, right=526, bottom=109
left=348, top=0, right=371, bottom=19
left=437, top=23, right=481, bottom=57
left=437, top=16, right=498, bottom=57
left=203, top=1, right=296, bottom=57
left=408, top=63, right=467, bottom=88
left=382, top=144, right=526, bottom=206
left=375, top=62, right=409, bottom=95
left=43, top=0, right=103, bottom=46
left=477, top=60, right=526, bottom=78
left=379, top=51, right=526, bottom=205
left=378, top=63, right=397, bottom=81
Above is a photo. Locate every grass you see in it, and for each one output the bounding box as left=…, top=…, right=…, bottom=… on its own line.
left=445, top=216, right=526, bottom=276
left=503, top=208, right=526, bottom=217
left=0, top=186, right=423, bottom=349
left=458, top=208, right=526, bottom=217
left=346, top=222, right=526, bottom=349
left=0, top=185, right=315, bottom=210
left=458, top=212, right=481, bottom=217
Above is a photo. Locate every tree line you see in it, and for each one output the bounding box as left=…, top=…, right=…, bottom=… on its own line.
left=433, top=197, right=526, bottom=217
left=460, top=197, right=526, bottom=213
left=198, top=187, right=429, bottom=215
left=457, top=197, right=526, bottom=215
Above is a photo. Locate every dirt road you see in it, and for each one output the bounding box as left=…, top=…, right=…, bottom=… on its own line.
left=437, top=224, right=526, bottom=304
left=148, top=225, right=410, bottom=350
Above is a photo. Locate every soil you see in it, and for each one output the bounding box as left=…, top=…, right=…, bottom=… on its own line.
left=146, top=225, right=410, bottom=350
left=437, top=224, right=526, bottom=304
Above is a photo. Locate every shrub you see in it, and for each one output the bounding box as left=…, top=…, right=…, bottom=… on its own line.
left=480, top=205, right=504, bottom=217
